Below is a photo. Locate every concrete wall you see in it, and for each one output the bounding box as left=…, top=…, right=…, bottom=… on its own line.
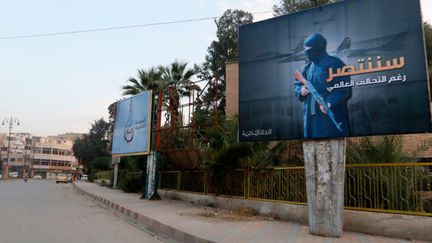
left=226, top=62, right=239, bottom=118
left=159, top=189, right=432, bottom=242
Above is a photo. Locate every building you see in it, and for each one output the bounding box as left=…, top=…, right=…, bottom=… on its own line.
left=1, top=133, right=79, bottom=179
left=31, top=136, right=78, bottom=179
left=0, top=133, right=31, bottom=177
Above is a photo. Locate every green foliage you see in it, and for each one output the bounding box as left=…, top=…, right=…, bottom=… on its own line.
left=241, top=141, right=304, bottom=168
left=199, top=115, right=304, bottom=173
left=195, top=9, right=253, bottom=113
left=90, top=157, right=111, bottom=171
left=273, top=0, right=339, bottom=16
left=119, top=155, right=146, bottom=171
left=203, top=117, right=253, bottom=174
left=118, top=172, right=143, bottom=193
left=121, top=67, right=162, bottom=96
left=346, top=136, right=412, bottom=164
left=424, top=22, right=432, bottom=66
left=72, top=118, right=111, bottom=171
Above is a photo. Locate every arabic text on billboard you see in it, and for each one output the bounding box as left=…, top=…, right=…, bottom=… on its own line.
left=238, top=0, right=431, bottom=141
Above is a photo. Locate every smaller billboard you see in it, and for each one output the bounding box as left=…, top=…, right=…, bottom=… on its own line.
left=112, top=91, right=152, bottom=156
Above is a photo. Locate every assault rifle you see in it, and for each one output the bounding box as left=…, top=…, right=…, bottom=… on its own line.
left=294, top=70, right=343, bottom=132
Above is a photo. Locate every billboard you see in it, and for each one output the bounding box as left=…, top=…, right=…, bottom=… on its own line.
left=239, top=0, right=431, bottom=142
left=112, top=91, right=152, bottom=156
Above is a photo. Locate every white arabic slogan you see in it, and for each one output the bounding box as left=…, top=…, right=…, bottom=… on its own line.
left=242, top=129, right=273, bottom=138
left=326, top=56, right=407, bottom=92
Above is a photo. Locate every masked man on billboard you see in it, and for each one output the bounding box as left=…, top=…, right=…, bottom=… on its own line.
left=294, top=33, right=351, bottom=139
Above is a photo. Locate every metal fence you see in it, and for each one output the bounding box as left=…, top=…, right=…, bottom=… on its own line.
left=159, top=163, right=432, bottom=216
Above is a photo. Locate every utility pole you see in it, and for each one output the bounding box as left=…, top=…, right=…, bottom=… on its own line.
left=2, top=117, right=20, bottom=179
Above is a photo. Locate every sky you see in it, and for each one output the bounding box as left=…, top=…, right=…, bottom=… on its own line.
left=0, top=0, right=430, bottom=137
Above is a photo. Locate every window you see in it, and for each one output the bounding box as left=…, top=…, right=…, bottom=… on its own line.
left=41, top=160, right=49, bottom=166
left=33, top=159, right=40, bottom=165
left=52, top=149, right=59, bottom=155
left=59, top=150, right=66, bottom=156
left=34, top=147, right=42, bottom=154
left=42, top=148, right=51, bottom=154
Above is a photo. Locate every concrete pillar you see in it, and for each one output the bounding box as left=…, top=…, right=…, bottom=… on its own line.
left=303, top=139, right=346, bottom=237
left=113, top=163, right=119, bottom=189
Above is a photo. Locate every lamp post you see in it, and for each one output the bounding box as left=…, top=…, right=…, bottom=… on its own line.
left=2, top=117, right=20, bottom=180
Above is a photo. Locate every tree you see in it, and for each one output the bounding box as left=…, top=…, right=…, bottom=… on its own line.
left=72, top=118, right=111, bottom=175
left=195, top=9, right=253, bottom=113
left=159, top=60, right=198, bottom=127
left=424, top=22, right=432, bottom=96
left=121, top=67, right=162, bottom=96
left=273, top=0, right=339, bottom=16
left=346, top=136, right=411, bottom=164
left=424, top=22, right=431, bottom=66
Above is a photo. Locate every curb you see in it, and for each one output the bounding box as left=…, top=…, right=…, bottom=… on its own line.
left=72, top=183, right=214, bottom=243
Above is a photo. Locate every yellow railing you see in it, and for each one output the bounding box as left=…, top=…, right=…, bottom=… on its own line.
left=159, top=163, right=432, bottom=217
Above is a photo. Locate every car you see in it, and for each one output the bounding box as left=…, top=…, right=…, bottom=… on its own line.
left=33, top=175, right=42, bottom=179
left=9, top=172, right=18, bottom=178
left=67, top=174, right=72, bottom=183
left=81, top=174, right=88, bottom=180
left=56, top=173, right=68, bottom=183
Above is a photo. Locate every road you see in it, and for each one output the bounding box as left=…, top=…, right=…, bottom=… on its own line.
left=0, top=179, right=162, bottom=243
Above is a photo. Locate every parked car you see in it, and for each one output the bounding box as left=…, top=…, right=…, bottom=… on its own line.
left=56, top=174, right=68, bottom=183
left=33, top=174, right=42, bottom=179
left=67, top=174, right=72, bottom=183
left=9, top=172, right=18, bottom=178
left=81, top=174, right=88, bottom=180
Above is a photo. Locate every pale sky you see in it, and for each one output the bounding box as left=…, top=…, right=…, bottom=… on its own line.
left=0, top=0, right=430, bottom=136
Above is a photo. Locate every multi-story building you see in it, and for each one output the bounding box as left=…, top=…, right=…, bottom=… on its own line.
left=31, top=136, right=78, bottom=179
left=1, top=133, right=79, bottom=179
left=0, top=133, right=31, bottom=177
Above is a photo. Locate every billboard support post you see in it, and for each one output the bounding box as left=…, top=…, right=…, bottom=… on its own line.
left=143, top=90, right=161, bottom=200
left=303, top=139, right=346, bottom=237
left=112, top=156, right=120, bottom=189
left=113, top=163, right=119, bottom=189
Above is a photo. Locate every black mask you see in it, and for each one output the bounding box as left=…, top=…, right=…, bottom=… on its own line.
left=304, top=34, right=327, bottom=63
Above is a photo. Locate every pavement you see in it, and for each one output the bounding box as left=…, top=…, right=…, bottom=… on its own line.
left=73, top=181, right=423, bottom=243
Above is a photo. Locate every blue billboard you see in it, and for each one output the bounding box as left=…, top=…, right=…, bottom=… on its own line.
left=112, top=91, right=152, bottom=155
left=239, top=0, right=431, bottom=141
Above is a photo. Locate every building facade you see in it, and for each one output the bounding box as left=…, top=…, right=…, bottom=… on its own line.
left=1, top=133, right=79, bottom=179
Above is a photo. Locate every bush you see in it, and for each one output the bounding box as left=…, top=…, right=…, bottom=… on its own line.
left=119, top=172, right=144, bottom=193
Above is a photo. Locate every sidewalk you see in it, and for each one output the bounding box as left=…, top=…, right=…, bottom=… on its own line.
left=73, top=181, right=421, bottom=243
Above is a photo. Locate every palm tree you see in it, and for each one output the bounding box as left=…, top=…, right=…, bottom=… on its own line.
left=158, top=60, right=198, bottom=97
left=121, top=67, right=162, bottom=96
left=158, top=60, right=199, bottom=127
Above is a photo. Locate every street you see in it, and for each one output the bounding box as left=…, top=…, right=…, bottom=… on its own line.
left=0, top=179, right=162, bottom=243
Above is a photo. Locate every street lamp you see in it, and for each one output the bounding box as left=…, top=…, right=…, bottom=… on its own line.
left=2, top=117, right=20, bottom=180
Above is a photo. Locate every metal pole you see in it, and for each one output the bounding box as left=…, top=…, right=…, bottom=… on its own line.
left=5, top=117, right=13, bottom=179
left=2, top=117, right=20, bottom=180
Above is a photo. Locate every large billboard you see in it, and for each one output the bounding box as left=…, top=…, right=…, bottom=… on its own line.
left=239, top=0, right=431, bottom=142
left=112, top=91, right=152, bottom=156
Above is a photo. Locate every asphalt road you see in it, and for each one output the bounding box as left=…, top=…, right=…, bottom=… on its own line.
left=0, top=179, right=162, bottom=243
